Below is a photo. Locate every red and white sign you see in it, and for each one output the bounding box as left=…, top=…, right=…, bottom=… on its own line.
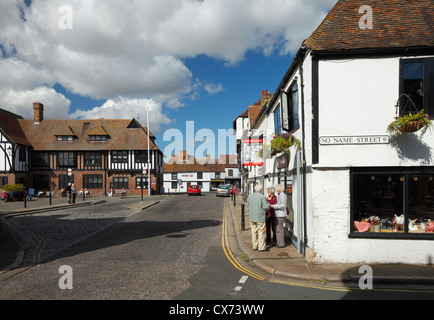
left=243, top=139, right=263, bottom=166
left=68, top=168, right=72, bottom=176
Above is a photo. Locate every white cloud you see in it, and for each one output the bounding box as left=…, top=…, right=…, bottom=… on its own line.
left=204, top=83, right=224, bottom=95
left=0, top=86, right=71, bottom=119
left=0, top=0, right=338, bottom=129
left=70, top=97, right=171, bottom=133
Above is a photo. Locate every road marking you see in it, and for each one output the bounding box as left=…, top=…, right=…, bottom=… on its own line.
left=221, top=201, right=265, bottom=281
left=239, top=275, right=248, bottom=284
left=234, top=286, right=243, bottom=292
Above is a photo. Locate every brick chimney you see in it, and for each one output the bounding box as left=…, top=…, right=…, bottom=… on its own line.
left=33, top=102, right=44, bottom=124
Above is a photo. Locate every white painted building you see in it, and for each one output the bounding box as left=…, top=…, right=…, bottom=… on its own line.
left=243, top=0, right=434, bottom=264
left=163, top=151, right=226, bottom=193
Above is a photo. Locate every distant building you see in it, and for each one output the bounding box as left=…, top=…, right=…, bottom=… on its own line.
left=163, top=151, right=238, bottom=193
left=0, top=103, right=163, bottom=196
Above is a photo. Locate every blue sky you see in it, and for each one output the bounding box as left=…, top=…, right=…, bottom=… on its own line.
left=0, top=0, right=338, bottom=161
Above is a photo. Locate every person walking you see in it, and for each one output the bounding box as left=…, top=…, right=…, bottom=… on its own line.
left=265, top=186, right=277, bottom=245
left=246, top=184, right=270, bottom=252
left=271, top=184, right=287, bottom=248
left=71, top=183, right=77, bottom=204
left=66, top=183, right=72, bottom=204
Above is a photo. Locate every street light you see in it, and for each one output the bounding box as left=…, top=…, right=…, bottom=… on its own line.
left=147, top=105, right=151, bottom=196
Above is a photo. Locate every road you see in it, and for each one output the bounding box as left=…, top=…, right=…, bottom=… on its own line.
left=1, top=194, right=434, bottom=303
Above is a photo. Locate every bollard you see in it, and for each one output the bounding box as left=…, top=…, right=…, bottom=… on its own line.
left=49, top=192, right=52, bottom=206
left=24, top=195, right=26, bottom=209
left=241, top=204, right=245, bottom=231
left=233, top=193, right=236, bottom=206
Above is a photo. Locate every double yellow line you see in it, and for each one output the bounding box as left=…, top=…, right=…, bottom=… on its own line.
left=222, top=200, right=265, bottom=281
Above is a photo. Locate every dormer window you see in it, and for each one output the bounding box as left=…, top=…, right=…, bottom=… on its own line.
left=89, top=135, right=108, bottom=141
left=88, top=126, right=110, bottom=142
left=56, top=135, right=74, bottom=141
left=55, top=126, right=76, bottom=142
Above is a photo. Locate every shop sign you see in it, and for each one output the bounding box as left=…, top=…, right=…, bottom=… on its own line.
left=320, top=135, right=390, bottom=145
left=243, top=139, right=263, bottom=166
left=276, top=155, right=289, bottom=169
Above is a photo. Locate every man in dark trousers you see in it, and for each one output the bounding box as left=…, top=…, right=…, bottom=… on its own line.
left=66, top=182, right=72, bottom=204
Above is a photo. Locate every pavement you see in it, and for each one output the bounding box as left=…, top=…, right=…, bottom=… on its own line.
left=227, top=194, right=434, bottom=286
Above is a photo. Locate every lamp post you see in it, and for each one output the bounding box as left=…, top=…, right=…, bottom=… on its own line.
left=141, top=164, right=144, bottom=203
left=147, top=105, right=151, bottom=196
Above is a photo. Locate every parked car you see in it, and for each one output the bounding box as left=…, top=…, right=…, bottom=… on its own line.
left=216, top=185, right=230, bottom=197
left=188, top=185, right=201, bottom=196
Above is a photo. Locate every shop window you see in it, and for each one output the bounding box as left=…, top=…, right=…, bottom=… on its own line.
left=351, top=168, right=434, bottom=238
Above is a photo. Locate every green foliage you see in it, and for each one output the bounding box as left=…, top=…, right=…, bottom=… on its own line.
left=2, top=184, right=26, bottom=193
left=387, top=109, right=432, bottom=139
left=270, top=133, right=301, bottom=157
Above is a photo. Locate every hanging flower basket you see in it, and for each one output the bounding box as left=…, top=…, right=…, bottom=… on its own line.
left=387, top=109, right=432, bottom=138
left=270, top=133, right=301, bottom=156
left=258, top=133, right=301, bottom=159
left=397, top=120, right=424, bottom=133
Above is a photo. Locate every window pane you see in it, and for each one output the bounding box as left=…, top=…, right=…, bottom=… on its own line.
left=402, top=62, right=424, bottom=113
left=274, top=106, right=282, bottom=135
left=408, top=174, right=434, bottom=233
left=353, top=174, right=404, bottom=233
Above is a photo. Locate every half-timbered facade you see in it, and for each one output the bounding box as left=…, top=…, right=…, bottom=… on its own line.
left=0, top=103, right=163, bottom=196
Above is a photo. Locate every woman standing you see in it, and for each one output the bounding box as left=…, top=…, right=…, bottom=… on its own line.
left=266, top=187, right=277, bottom=245
left=271, top=184, right=287, bottom=248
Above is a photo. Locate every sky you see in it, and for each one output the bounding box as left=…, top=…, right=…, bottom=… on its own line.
left=0, top=0, right=338, bottom=161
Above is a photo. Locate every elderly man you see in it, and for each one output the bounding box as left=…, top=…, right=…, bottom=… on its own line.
left=246, top=184, right=270, bottom=252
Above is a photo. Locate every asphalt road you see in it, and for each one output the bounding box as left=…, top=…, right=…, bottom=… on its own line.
left=1, top=193, right=434, bottom=304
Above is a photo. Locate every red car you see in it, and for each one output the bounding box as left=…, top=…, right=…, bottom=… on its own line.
left=188, top=185, right=201, bottom=196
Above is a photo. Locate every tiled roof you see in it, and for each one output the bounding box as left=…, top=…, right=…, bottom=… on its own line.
left=0, top=108, right=31, bottom=146
left=88, top=126, right=109, bottom=136
left=249, top=92, right=273, bottom=129
left=305, top=0, right=434, bottom=53
left=18, top=119, right=158, bottom=151
left=54, top=125, right=76, bottom=136
left=163, top=155, right=211, bottom=173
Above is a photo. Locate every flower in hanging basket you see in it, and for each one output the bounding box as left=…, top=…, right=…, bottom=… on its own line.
left=387, top=109, right=432, bottom=138
left=270, top=133, right=301, bottom=156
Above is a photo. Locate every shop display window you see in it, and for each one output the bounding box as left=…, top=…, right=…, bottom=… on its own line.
left=350, top=168, right=434, bottom=238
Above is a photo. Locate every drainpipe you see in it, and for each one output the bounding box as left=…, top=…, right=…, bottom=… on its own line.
left=297, top=54, right=308, bottom=257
